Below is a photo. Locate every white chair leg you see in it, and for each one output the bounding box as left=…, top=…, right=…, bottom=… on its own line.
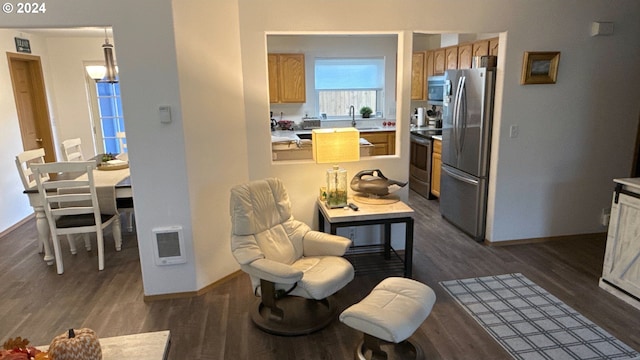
left=52, top=234, right=64, bottom=275
left=67, top=234, right=78, bottom=255
left=83, top=234, right=91, bottom=251
left=113, top=217, right=123, bottom=251
left=97, top=230, right=105, bottom=271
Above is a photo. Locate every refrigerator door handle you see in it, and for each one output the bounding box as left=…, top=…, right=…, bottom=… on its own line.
left=453, top=76, right=466, bottom=157
left=442, top=165, right=478, bottom=185
left=458, top=76, right=467, bottom=155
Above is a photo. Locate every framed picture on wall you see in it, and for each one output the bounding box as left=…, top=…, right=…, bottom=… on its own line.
left=520, top=51, right=561, bottom=85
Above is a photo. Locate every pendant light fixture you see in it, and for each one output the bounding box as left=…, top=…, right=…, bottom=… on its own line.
left=86, top=28, right=118, bottom=83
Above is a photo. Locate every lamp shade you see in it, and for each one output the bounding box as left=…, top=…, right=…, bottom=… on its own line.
left=312, top=128, right=360, bottom=164
left=86, top=65, right=107, bottom=80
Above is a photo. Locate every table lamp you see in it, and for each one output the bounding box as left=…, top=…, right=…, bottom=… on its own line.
left=313, top=128, right=360, bottom=208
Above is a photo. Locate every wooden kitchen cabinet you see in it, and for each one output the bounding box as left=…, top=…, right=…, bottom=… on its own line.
left=431, top=138, right=441, bottom=197
left=268, top=53, right=306, bottom=103
left=600, top=179, right=640, bottom=307
left=433, top=48, right=446, bottom=75
left=457, top=43, right=473, bottom=69
left=360, top=131, right=395, bottom=156
left=411, top=51, right=426, bottom=100
left=472, top=39, right=490, bottom=57
left=489, top=37, right=499, bottom=56
left=425, top=50, right=435, bottom=78
left=445, top=46, right=459, bottom=71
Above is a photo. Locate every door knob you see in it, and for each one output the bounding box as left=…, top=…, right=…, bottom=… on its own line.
left=36, top=138, right=43, bottom=142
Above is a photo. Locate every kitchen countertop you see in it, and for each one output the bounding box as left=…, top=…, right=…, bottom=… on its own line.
left=410, top=126, right=442, bottom=140
left=273, top=126, right=396, bottom=142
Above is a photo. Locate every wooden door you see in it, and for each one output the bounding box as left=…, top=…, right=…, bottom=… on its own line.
left=7, top=53, right=55, bottom=162
left=457, top=43, right=473, bottom=69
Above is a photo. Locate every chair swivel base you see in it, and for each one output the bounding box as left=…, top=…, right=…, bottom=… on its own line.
left=250, top=296, right=337, bottom=336
left=353, top=337, right=424, bottom=360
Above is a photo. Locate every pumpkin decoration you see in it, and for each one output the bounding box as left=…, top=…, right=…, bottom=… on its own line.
left=48, top=329, right=101, bottom=360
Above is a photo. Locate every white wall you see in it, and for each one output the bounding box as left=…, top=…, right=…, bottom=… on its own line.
left=1, top=0, right=201, bottom=295
left=0, top=30, right=51, bottom=232
left=44, top=37, right=106, bottom=159
left=2, top=0, right=639, bottom=296
left=237, top=0, right=640, bottom=243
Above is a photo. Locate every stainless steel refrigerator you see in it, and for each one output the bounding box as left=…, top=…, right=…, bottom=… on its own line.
left=439, top=67, right=496, bottom=241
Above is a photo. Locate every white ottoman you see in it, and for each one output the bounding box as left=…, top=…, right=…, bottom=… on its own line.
left=340, top=277, right=436, bottom=360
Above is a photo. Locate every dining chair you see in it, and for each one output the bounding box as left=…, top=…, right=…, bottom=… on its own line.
left=116, top=132, right=127, bottom=154
left=115, top=131, right=134, bottom=231
left=15, top=148, right=50, bottom=254
left=31, top=161, right=122, bottom=274
left=61, top=138, right=84, bottom=161
left=15, top=148, right=49, bottom=190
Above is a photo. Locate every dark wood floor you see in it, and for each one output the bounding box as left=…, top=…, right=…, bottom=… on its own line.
left=2, top=190, right=639, bottom=359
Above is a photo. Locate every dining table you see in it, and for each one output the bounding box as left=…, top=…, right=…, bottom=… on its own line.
left=23, top=159, right=133, bottom=265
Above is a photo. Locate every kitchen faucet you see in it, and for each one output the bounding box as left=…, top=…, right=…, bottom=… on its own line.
left=349, top=105, right=356, bottom=127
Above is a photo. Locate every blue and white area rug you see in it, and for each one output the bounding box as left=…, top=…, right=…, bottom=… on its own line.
left=440, top=273, right=639, bottom=360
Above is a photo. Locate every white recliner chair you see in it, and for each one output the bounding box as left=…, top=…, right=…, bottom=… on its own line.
left=230, top=177, right=355, bottom=336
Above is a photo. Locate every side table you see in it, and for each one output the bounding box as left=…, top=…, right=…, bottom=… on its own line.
left=317, top=198, right=415, bottom=277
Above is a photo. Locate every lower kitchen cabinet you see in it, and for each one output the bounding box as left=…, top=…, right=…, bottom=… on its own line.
left=431, top=138, right=441, bottom=197
left=360, top=131, right=395, bottom=156
left=599, top=178, right=640, bottom=309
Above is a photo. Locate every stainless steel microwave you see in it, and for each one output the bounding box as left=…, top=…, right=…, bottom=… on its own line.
left=427, top=75, right=446, bottom=102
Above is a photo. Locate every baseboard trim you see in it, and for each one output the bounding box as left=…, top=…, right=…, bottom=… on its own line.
left=143, top=270, right=244, bottom=302
left=484, top=232, right=607, bottom=246
left=0, top=213, right=35, bottom=239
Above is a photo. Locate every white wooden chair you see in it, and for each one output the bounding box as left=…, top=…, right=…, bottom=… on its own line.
left=18, top=148, right=92, bottom=254
left=61, top=138, right=84, bottom=161
left=31, top=161, right=122, bottom=274
left=15, top=148, right=49, bottom=190
left=116, top=132, right=127, bottom=154
left=114, top=132, right=134, bottom=231
left=15, top=148, right=50, bottom=254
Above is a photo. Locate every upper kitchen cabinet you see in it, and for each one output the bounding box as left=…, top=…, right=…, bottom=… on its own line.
left=411, top=51, right=426, bottom=100
left=445, top=46, right=458, bottom=71
left=489, top=37, right=499, bottom=56
left=457, top=43, right=473, bottom=69
left=472, top=39, right=490, bottom=57
left=425, top=50, right=435, bottom=78
left=433, top=48, right=446, bottom=75
left=268, top=53, right=306, bottom=103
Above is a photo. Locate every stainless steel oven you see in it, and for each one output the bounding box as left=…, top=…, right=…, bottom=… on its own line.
left=409, top=133, right=433, bottom=199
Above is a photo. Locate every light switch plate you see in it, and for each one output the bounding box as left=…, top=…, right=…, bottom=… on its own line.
left=509, top=125, right=519, bottom=138
left=159, top=105, right=172, bottom=124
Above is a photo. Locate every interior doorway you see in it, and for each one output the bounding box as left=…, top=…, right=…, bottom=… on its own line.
left=7, top=52, right=55, bottom=162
